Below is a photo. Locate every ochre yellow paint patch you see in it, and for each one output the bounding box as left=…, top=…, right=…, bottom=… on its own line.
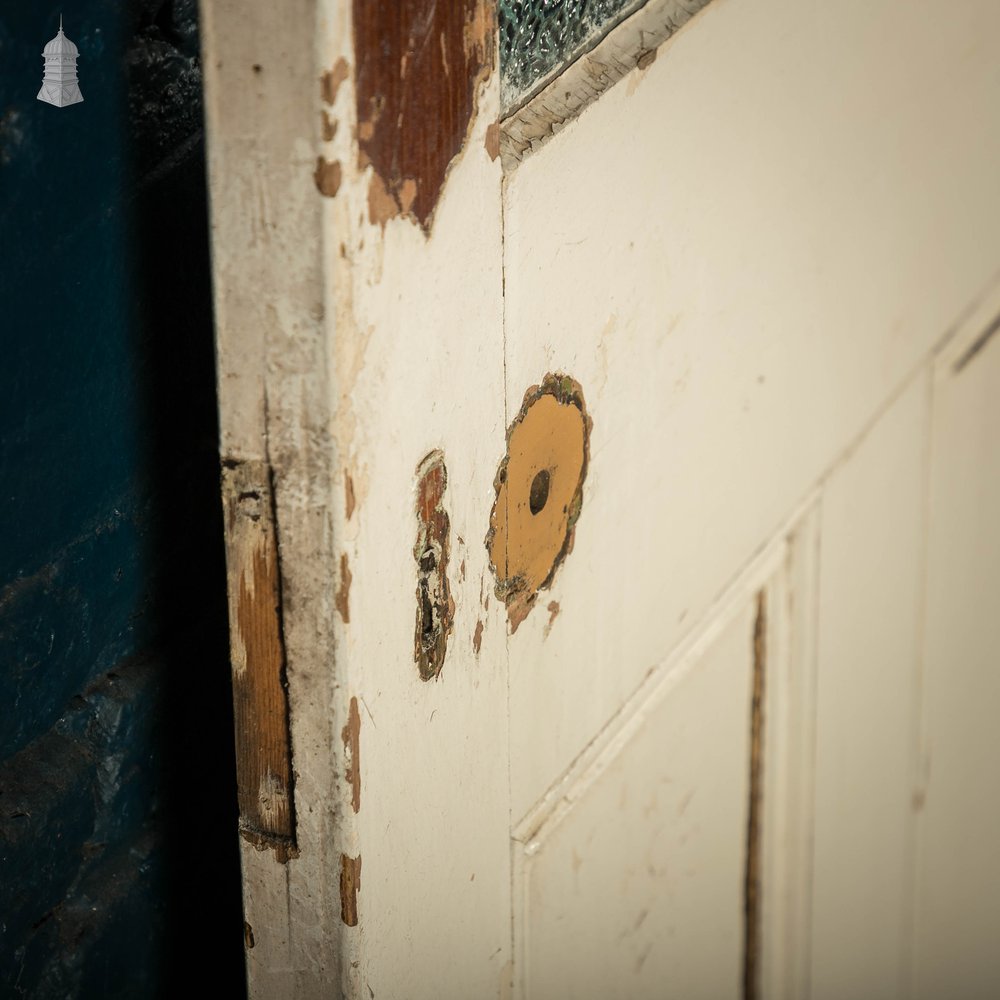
left=487, top=375, right=590, bottom=631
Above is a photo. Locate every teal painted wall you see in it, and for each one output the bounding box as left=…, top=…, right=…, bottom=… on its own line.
left=0, top=2, right=245, bottom=995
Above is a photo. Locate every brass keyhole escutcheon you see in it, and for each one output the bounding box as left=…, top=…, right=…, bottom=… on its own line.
left=486, top=374, right=591, bottom=632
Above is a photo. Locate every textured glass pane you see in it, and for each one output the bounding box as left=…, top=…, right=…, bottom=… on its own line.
left=500, top=0, right=645, bottom=110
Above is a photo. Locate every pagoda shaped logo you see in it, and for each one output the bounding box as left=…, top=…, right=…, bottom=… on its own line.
left=37, top=16, right=84, bottom=108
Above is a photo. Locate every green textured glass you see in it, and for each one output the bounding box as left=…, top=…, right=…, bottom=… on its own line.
left=500, top=0, right=645, bottom=110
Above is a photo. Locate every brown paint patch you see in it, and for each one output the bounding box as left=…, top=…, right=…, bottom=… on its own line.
left=321, top=57, right=350, bottom=105
left=484, top=121, right=500, bottom=161
left=345, top=471, right=357, bottom=520
left=244, top=922, right=255, bottom=949
left=336, top=553, right=352, bottom=623
left=314, top=157, right=343, bottom=197
left=222, top=461, right=297, bottom=859
left=743, top=591, right=767, bottom=1000
left=322, top=110, right=338, bottom=142
left=340, top=853, right=362, bottom=926
left=486, top=375, right=591, bottom=632
left=352, top=0, right=493, bottom=230
left=473, top=619, right=484, bottom=655
left=414, top=451, right=455, bottom=680
left=342, top=696, right=362, bottom=813
left=544, top=600, right=560, bottom=638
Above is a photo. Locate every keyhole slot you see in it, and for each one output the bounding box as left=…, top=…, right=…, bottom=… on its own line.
left=529, top=469, right=550, bottom=515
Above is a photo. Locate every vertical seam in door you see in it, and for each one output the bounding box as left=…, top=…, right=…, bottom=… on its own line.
left=744, top=590, right=767, bottom=1000
left=501, top=165, right=515, bottom=997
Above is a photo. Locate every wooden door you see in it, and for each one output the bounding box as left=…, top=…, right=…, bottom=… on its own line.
left=199, top=1, right=1000, bottom=997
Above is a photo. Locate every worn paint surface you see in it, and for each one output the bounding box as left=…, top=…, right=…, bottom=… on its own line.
left=414, top=451, right=455, bottom=680
left=352, top=0, right=493, bottom=229
left=343, top=695, right=362, bottom=814
left=222, top=460, right=296, bottom=858
left=340, top=853, right=362, bottom=927
left=487, top=375, right=590, bottom=631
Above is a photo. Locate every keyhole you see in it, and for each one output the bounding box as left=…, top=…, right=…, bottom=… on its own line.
left=529, top=469, right=550, bottom=515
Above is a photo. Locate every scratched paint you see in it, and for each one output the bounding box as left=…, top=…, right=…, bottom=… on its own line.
left=414, top=451, right=455, bottom=680
left=487, top=375, right=591, bottom=631
left=352, top=0, right=493, bottom=229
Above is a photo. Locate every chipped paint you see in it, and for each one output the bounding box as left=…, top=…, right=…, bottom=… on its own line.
left=222, top=460, right=297, bottom=857
left=414, top=451, right=455, bottom=680
left=314, top=157, right=343, bottom=197
left=244, top=921, right=255, bottom=949
left=484, top=121, right=500, bottom=161
left=544, top=600, right=560, bottom=638
left=343, top=695, right=362, bottom=814
left=340, top=853, right=362, bottom=927
left=473, top=619, right=484, bottom=655
left=345, top=471, right=357, bottom=520
left=321, top=57, right=350, bottom=105
left=322, top=110, right=338, bottom=142
left=352, top=0, right=493, bottom=230
left=486, top=375, right=591, bottom=631
left=336, top=553, right=352, bottom=623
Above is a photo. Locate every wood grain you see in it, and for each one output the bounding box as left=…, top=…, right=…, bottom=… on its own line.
left=222, top=459, right=296, bottom=857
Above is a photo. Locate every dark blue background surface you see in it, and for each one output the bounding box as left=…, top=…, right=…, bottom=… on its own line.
left=0, top=2, right=245, bottom=995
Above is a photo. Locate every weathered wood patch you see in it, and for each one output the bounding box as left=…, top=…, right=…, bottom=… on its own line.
left=352, top=0, right=493, bottom=230
left=486, top=375, right=591, bottom=632
left=221, top=460, right=296, bottom=860
left=340, top=853, right=362, bottom=927
left=414, top=451, right=455, bottom=680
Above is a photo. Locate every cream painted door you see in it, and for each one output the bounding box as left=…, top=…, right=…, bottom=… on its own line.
left=200, top=1, right=1000, bottom=998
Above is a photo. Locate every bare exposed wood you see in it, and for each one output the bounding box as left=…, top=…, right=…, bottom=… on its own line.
left=222, top=460, right=296, bottom=855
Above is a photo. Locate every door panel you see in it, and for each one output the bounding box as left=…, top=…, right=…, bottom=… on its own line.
left=809, top=377, right=929, bottom=1000
left=200, top=1, right=1000, bottom=996
left=516, top=595, right=757, bottom=1000
left=503, top=0, right=1000, bottom=823
left=912, top=298, right=1000, bottom=1000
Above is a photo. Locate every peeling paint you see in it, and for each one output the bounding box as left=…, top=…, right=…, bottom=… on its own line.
left=321, top=57, right=350, bottom=105
left=486, top=375, right=591, bottom=632
left=340, top=853, right=362, bottom=927
left=414, top=451, right=455, bottom=680
left=473, top=619, right=484, bottom=655
left=352, top=0, right=493, bottom=230
left=336, top=553, right=352, bottom=623
left=244, top=921, right=255, bottom=949
left=342, top=696, right=361, bottom=814
left=314, top=157, right=343, bottom=197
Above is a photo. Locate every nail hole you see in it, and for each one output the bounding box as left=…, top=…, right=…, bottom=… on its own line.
left=529, top=469, right=550, bottom=515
